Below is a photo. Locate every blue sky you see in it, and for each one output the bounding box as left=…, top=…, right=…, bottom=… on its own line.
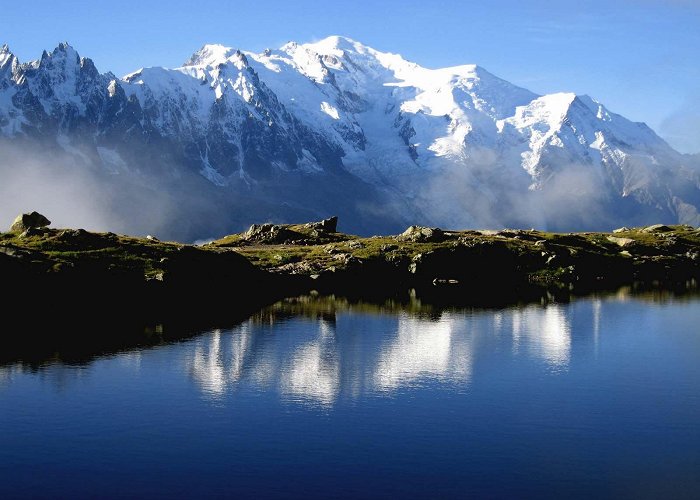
left=3, top=0, right=699, bottom=152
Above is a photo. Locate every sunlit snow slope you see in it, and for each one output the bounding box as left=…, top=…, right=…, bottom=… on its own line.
left=1, top=36, right=698, bottom=237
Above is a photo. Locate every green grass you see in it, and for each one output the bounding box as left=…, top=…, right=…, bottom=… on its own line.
left=210, top=223, right=356, bottom=248
left=0, top=229, right=185, bottom=277
left=223, top=225, right=699, bottom=276
left=1, top=224, right=697, bottom=281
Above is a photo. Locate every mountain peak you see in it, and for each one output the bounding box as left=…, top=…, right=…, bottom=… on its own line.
left=39, top=42, right=81, bottom=66
left=298, top=35, right=389, bottom=60
left=278, top=35, right=385, bottom=60
left=0, top=44, right=15, bottom=69
left=184, top=44, right=235, bottom=67
left=51, top=42, right=79, bottom=57
left=306, top=35, right=366, bottom=53
left=0, top=36, right=696, bottom=231
left=535, top=92, right=578, bottom=114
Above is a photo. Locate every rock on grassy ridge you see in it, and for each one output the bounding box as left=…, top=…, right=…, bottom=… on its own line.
left=2, top=213, right=699, bottom=320
left=9, top=211, right=51, bottom=234
left=0, top=212, right=285, bottom=321
left=207, top=219, right=700, bottom=297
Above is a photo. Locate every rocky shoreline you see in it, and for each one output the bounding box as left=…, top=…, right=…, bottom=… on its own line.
left=207, top=216, right=700, bottom=300
left=2, top=212, right=699, bottom=365
left=2, top=213, right=699, bottom=321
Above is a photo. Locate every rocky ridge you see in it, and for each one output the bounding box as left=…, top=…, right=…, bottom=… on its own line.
left=3, top=213, right=697, bottom=322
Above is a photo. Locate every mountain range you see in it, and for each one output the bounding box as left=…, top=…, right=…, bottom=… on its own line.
left=1, top=36, right=698, bottom=240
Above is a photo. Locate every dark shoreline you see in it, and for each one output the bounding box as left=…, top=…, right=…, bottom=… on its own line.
left=1, top=221, right=698, bottom=365
left=2, top=284, right=698, bottom=369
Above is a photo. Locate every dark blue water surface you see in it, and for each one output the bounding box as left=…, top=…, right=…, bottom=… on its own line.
left=1, top=294, right=699, bottom=499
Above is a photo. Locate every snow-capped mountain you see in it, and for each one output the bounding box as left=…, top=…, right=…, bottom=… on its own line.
left=0, top=36, right=698, bottom=239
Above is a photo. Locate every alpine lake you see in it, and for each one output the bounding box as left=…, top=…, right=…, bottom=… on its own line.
left=1, top=289, right=698, bottom=499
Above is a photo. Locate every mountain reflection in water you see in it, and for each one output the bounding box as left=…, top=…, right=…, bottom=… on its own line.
left=187, top=296, right=584, bottom=406
left=2, top=292, right=699, bottom=498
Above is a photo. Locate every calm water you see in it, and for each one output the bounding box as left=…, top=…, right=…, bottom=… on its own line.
left=1, top=294, right=699, bottom=499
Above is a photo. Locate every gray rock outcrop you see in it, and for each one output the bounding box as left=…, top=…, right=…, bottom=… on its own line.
left=9, top=212, right=51, bottom=233
left=244, top=223, right=297, bottom=244
left=304, top=216, right=338, bottom=233
left=397, top=225, right=446, bottom=243
left=641, top=224, right=673, bottom=233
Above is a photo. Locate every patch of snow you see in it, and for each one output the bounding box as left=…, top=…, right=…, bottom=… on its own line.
left=320, top=101, right=339, bottom=120
left=96, top=146, right=127, bottom=174
left=56, top=134, right=91, bottom=163
left=184, top=44, right=235, bottom=67
left=199, top=163, right=226, bottom=186
left=296, top=149, right=324, bottom=173
left=0, top=46, right=15, bottom=69
left=107, top=79, right=118, bottom=97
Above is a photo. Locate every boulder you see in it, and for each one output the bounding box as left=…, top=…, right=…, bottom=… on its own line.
left=245, top=223, right=274, bottom=238
left=55, top=228, right=110, bottom=248
left=9, top=211, right=51, bottom=232
left=244, top=223, right=297, bottom=244
left=304, top=216, right=338, bottom=233
left=397, top=225, right=446, bottom=243
left=607, top=236, right=635, bottom=247
left=641, top=224, right=673, bottom=233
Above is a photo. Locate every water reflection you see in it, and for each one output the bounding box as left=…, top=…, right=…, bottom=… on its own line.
left=283, top=321, right=340, bottom=406
left=2, top=293, right=698, bottom=499
left=4, top=291, right=696, bottom=408
left=189, top=325, right=255, bottom=399
left=185, top=298, right=583, bottom=406
left=374, top=313, right=473, bottom=391
left=0, top=364, right=20, bottom=388
left=0, top=362, right=89, bottom=393
left=511, top=305, right=572, bottom=369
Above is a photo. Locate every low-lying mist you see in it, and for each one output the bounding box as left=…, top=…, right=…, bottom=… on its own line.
left=0, top=141, right=224, bottom=240
left=0, top=140, right=410, bottom=241
left=1, top=151, right=93, bottom=231
left=0, top=138, right=684, bottom=242
left=418, top=154, right=675, bottom=232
